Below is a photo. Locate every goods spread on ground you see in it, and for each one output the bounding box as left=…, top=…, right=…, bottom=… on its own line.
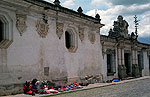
left=23, top=79, right=82, bottom=95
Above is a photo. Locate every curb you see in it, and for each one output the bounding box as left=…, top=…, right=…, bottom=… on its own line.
left=42, top=76, right=150, bottom=97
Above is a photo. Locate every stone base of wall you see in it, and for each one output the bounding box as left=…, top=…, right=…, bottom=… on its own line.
left=132, top=64, right=140, bottom=78
left=142, top=69, right=150, bottom=76
left=0, top=83, right=24, bottom=96
left=0, top=74, right=103, bottom=96
left=118, top=65, right=126, bottom=79
left=67, top=74, right=103, bottom=85
left=79, top=74, right=103, bottom=85
left=52, top=77, right=68, bottom=86
left=68, top=77, right=80, bottom=85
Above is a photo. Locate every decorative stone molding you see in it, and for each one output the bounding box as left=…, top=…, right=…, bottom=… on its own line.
left=56, top=22, right=64, bottom=39
left=0, top=40, right=13, bottom=49
left=78, top=27, right=84, bottom=42
left=88, top=32, right=95, bottom=44
left=0, top=11, right=13, bottom=49
left=16, top=14, right=27, bottom=36
left=36, top=19, right=49, bottom=38
left=65, top=28, right=78, bottom=53
left=106, top=49, right=115, bottom=54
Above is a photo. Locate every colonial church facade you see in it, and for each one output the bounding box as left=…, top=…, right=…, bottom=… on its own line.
left=0, top=0, right=150, bottom=95
left=101, top=15, right=150, bottom=81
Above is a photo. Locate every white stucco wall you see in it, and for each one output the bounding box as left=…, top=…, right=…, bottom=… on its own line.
left=0, top=1, right=103, bottom=85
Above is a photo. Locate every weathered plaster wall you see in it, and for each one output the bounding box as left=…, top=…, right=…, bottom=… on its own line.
left=0, top=2, right=103, bottom=86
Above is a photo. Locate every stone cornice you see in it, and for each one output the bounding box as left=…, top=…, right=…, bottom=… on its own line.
left=0, top=0, right=104, bottom=29
left=23, top=0, right=104, bottom=26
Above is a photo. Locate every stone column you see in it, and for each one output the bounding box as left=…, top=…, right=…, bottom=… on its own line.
left=132, top=50, right=140, bottom=77
left=115, top=47, right=118, bottom=77
left=118, top=48, right=126, bottom=79
left=121, top=49, right=125, bottom=65
left=132, top=50, right=135, bottom=64
left=135, top=50, right=138, bottom=64
left=118, top=48, right=121, bottom=65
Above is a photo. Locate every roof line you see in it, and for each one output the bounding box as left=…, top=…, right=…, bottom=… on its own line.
left=24, top=0, right=101, bottom=24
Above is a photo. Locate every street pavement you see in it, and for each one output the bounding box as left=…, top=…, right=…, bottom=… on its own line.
left=52, top=77, right=150, bottom=97
left=4, top=76, right=150, bottom=97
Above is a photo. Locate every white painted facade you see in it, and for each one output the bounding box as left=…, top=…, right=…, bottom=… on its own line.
left=0, top=0, right=103, bottom=86
left=0, top=1, right=149, bottom=96
left=101, top=36, right=150, bottom=81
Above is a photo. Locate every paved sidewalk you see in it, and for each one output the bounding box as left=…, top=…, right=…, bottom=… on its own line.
left=4, top=76, right=150, bottom=97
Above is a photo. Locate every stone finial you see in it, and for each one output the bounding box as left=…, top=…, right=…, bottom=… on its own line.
left=117, top=15, right=123, bottom=21
left=54, top=0, right=60, bottom=6
left=77, top=6, right=83, bottom=14
left=95, top=13, right=100, bottom=20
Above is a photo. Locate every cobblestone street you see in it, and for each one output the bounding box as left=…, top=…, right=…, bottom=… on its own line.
left=52, top=78, right=150, bottom=97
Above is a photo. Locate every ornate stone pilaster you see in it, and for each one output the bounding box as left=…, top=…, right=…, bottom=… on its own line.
left=56, top=22, right=64, bottom=39
left=135, top=50, right=138, bottom=64
left=16, top=13, right=27, bottom=36
left=36, top=19, right=49, bottom=38
left=131, top=49, right=140, bottom=77
left=78, top=27, right=84, bottom=42
left=118, top=48, right=126, bottom=79
left=121, top=49, right=125, bottom=65
left=118, top=48, right=121, bottom=65
left=88, top=32, right=95, bottom=44
left=132, top=50, right=136, bottom=64
left=132, top=50, right=135, bottom=64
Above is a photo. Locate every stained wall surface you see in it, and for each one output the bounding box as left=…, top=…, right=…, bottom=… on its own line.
left=0, top=0, right=103, bottom=86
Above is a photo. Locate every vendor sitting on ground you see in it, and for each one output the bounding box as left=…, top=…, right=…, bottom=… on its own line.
left=31, top=78, right=38, bottom=93
left=23, top=81, right=35, bottom=95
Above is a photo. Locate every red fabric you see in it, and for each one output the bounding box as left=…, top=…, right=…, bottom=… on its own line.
left=48, top=86, right=53, bottom=89
left=26, top=90, right=33, bottom=94
left=24, top=84, right=32, bottom=91
left=24, top=81, right=34, bottom=95
left=74, top=82, right=80, bottom=86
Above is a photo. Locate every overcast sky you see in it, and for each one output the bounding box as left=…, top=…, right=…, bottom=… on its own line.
left=44, top=0, right=150, bottom=44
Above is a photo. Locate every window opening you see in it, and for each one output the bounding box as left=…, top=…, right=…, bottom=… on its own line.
left=65, top=28, right=77, bottom=53
left=65, top=31, right=71, bottom=49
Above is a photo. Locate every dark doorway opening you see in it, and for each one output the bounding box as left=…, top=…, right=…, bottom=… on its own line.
left=124, top=53, right=130, bottom=75
left=107, top=54, right=112, bottom=73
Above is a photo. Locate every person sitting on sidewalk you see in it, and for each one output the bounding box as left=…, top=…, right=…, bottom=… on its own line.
left=31, top=78, right=39, bottom=93
left=23, top=81, right=35, bottom=95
